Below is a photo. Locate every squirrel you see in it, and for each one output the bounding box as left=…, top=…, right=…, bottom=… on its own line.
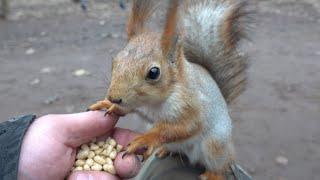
left=89, top=0, right=248, bottom=179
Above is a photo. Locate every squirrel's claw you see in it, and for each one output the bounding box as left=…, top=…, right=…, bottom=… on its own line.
left=125, top=133, right=161, bottom=160
left=156, top=146, right=169, bottom=159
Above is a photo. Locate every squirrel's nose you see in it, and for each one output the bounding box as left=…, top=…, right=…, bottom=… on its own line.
left=108, top=96, right=122, bottom=104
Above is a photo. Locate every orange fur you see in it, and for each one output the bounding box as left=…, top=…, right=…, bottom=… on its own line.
left=161, top=0, right=180, bottom=57
left=200, top=171, right=225, bottom=180
left=89, top=99, right=113, bottom=110
left=126, top=100, right=202, bottom=158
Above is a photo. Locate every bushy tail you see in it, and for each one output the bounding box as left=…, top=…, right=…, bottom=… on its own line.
left=181, top=0, right=248, bottom=103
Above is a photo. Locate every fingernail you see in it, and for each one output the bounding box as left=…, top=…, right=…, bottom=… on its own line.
left=75, top=173, right=89, bottom=180
left=122, top=152, right=128, bottom=159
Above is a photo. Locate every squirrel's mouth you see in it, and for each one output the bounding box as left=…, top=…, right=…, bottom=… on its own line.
left=112, top=103, right=133, bottom=116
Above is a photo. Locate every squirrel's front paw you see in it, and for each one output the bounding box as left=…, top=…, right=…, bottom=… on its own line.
left=124, top=133, right=161, bottom=159
left=88, top=99, right=113, bottom=110
left=88, top=99, right=118, bottom=116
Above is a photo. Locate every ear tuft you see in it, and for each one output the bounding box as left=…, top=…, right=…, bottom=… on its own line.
left=127, top=0, right=156, bottom=40
left=161, top=0, right=180, bottom=58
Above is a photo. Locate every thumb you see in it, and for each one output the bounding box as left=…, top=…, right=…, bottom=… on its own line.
left=68, top=171, right=120, bottom=180
left=56, top=111, right=118, bottom=147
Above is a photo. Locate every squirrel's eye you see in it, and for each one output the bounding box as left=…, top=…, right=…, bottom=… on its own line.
left=147, top=67, right=160, bottom=80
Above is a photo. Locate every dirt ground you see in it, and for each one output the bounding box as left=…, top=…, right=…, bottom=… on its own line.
left=0, top=0, right=319, bottom=179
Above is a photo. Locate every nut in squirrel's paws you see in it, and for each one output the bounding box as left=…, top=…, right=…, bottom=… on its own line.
left=124, top=133, right=161, bottom=160
left=88, top=99, right=117, bottom=116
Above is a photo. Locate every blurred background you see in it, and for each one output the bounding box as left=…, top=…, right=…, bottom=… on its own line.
left=0, top=0, right=319, bottom=179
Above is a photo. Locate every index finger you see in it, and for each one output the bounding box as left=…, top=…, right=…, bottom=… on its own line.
left=55, top=111, right=119, bottom=147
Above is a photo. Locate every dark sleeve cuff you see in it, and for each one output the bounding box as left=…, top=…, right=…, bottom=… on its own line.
left=0, top=115, right=36, bottom=180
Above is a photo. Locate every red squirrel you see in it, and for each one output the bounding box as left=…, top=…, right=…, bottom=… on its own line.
left=89, top=0, right=248, bottom=179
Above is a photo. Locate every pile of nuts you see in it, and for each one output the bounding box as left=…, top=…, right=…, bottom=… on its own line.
left=72, top=137, right=123, bottom=174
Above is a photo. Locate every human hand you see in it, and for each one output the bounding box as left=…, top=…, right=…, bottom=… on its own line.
left=18, top=111, right=141, bottom=180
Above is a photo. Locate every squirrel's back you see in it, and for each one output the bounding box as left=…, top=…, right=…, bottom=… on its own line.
left=181, top=0, right=248, bottom=103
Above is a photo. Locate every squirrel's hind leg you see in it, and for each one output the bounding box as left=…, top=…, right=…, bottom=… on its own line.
left=199, top=171, right=224, bottom=180
left=156, top=146, right=170, bottom=159
left=199, top=139, right=233, bottom=180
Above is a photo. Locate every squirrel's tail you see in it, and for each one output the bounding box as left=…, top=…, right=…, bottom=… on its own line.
left=181, top=0, right=249, bottom=103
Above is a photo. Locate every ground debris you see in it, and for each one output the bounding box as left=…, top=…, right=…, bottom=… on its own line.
left=99, top=20, right=106, bottom=26
left=29, top=78, right=40, bottom=86
left=44, top=95, right=60, bottom=105
left=275, top=155, right=288, bottom=166
left=41, top=67, right=53, bottom=74
left=73, top=69, right=90, bottom=77
left=25, top=48, right=35, bottom=55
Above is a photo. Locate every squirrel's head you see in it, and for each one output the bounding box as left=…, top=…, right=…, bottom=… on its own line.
left=106, top=0, right=181, bottom=111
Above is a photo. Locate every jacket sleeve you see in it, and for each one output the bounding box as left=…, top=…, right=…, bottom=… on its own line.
left=0, top=115, right=36, bottom=180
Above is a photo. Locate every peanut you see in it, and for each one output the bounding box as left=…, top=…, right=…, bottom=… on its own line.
left=81, top=144, right=90, bottom=151
left=74, top=166, right=83, bottom=171
left=91, top=163, right=102, bottom=171
left=109, top=139, right=117, bottom=147
left=109, top=150, right=117, bottom=160
left=86, top=158, right=94, bottom=166
left=75, top=159, right=85, bottom=166
left=94, top=148, right=103, bottom=155
left=94, top=155, right=107, bottom=165
left=88, top=151, right=95, bottom=159
left=103, top=164, right=116, bottom=175
left=90, top=143, right=99, bottom=150
left=83, top=164, right=90, bottom=171
left=105, top=145, right=113, bottom=156
left=97, top=141, right=105, bottom=147
left=116, top=144, right=123, bottom=152
left=76, top=149, right=89, bottom=159
left=105, top=157, right=113, bottom=165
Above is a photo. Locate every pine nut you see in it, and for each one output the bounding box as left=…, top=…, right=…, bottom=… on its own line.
left=91, top=163, right=102, bottom=171
left=86, top=158, right=94, bottom=166
left=94, top=155, right=106, bottom=165
left=76, top=149, right=89, bottom=159
left=109, top=150, right=117, bottom=160
left=103, top=164, right=116, bottom=175
left=75, top=159, right=85, bottom=166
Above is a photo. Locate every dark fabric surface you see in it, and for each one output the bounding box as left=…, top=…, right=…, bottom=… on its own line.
left=0, top=115, right=36, bottom=180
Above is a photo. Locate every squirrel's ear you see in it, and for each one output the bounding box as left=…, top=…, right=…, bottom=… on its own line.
left=161, top=0, right=180, bottom=64
left=127, top=0, right=155, bottom=40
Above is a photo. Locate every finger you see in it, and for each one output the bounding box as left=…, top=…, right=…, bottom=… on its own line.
left=112, top=127, right=140, bottom=146
left=55, top=111, right=119, bottom=147
left=68, top=171, right=120, bottom=180
left=114, top=152, right=141, bottom=179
